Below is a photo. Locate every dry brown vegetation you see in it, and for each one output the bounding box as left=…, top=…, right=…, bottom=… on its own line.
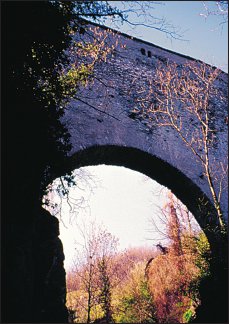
left=147, top=194, right=210, bottom=323
left=66, top=195, right=210, bottom=323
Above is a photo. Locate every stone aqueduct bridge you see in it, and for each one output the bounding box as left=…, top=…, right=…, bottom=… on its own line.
left=57, top=21, right=228, bottom=231
left=4, top=21, right=228, bottom=324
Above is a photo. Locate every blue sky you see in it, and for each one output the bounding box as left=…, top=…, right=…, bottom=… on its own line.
left=104, top=1, right=228, bottom=72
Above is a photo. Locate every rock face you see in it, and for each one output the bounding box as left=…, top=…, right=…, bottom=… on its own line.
left=32, top=208, right=68, bottom=323
left=3, top=206, right=69, bottom=323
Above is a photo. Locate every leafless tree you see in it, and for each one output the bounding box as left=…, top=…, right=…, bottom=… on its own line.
left=71, top=220, right=102, bottom=323
left=68, top=220, right=119, bottom=323
left=105, top=1, right=186, bottom=40
left=41, top=1, right=188, bottom=213
left=43, top=167, right=99, bottom=227
left=200, top=1, right=228, bottom=25
left=148, top=190, right=200, bottom=249
left=95, top=230, right=119, bottom=323
left=135, top=61, right=227, bottom=231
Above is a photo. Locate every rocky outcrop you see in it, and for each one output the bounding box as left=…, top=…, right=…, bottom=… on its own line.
left=32, top=207, right=69, bottom=323
left=3, top=205, right=68, bottom=323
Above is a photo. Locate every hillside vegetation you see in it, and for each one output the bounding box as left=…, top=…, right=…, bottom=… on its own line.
left=66, top=195, right=210, bottom=323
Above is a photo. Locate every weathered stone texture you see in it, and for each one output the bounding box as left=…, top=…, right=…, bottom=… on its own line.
left=32, top=208, right=69, bottom=322
left=62, top=22, right=228, bottom=222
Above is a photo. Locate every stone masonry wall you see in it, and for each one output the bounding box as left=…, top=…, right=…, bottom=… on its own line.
left=61, top=21, right=228, bottom=221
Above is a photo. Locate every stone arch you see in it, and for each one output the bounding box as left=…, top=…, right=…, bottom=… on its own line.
left=46, top=144, right=227, bottom=323
left=49, top=144, right=218, bottom=247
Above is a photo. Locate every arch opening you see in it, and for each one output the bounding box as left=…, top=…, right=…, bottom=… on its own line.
left=44, top=164, right=202, bottom=271
left=42, top=145, right=219, bottom=323
left=47, top=145, right=218, bottom=246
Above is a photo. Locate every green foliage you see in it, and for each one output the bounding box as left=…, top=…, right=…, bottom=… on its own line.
left=183, top=308, right=194, bottom=323
left=112, top=263, right=156, bottom=323
left=67, top=229, right=211, bottom=324
left=195, top=232, right=211, bottom=278
left=181, top=231, right=211, bottom=282
left=5, top=0, right=127, bottom=206
left=114, top=278, right=155, bottom=323
left=67, top=247, right=157, bottom=323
